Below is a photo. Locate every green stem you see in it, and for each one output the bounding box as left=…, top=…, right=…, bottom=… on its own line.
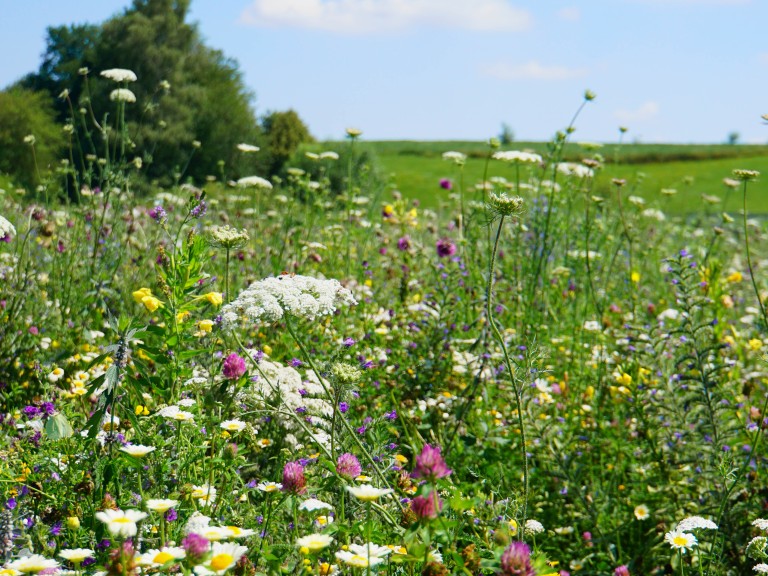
left=742, top=180, right=768, bottom=327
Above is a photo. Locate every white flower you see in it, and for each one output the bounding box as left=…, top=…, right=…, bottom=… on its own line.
left=95, top=509, right=147, bottom=537
left=753, top=519, right=768, bottom=531
left=634, top=504, right=650, bottom=520
left=120, top=444, right=155, bottom=457
left=300, top=498, right=333, bottom=512
left=642, top=208, right=666, bottom=221
left=0, top=215, right=15, bottom=239
left=492, top=151, right=542, bottom=164
left=136, top=547, right=186, bottom=566
left=48, top=367, right=65, bottom=382
left=236, top=143, right=260, bottom=153
left=257, top=481, right=283, bottom=492
left=583, top=320, right=601, bottom=332
left=525, top=519, right=545, bottom=534
left=101, top=68, right=137, bottom=82
left=224, top=526, right=256, bottom=539
left=203, top=542, right=248, bottom=574
left=335, top=545, right=390, bottom=569
left=320, top=151, right=339, bottom=160
left=557, top=162, right=593, bottom=179
left=191, top=484, right=217, bottom=505
left=442, top=151, right=467, bottom=164
left=296, top=533, right=334, bottom=552
left=665, top=529, right=697, bottom=552
left=8, top=554, right=60, bottom=573
left=221, top=274, right=356, bottom=329
left=58, top=549, right=95, bottom=563
left=146, top=499, right=179, bottom=513
left=657, top=309, right=680, bottom=321
left=185, top=512, right=211, bottom=534
left=220, top=419, right=247, bottom=432
left=754, top=564, right=768, bottom=573
left=157, top=405, right=195, bottom=422
left=677, top=516, right=718, bottom=531
left=199, top=526, right=232, bottom=541
left=237, top=176, right=273, bottom=189
left=346, top=485, right=394, bottom=502
left=628, top=195, right=646, bottom=206
left=110, top=89, right=136, bottom=103
left=349, top=543, right=392, bottom=559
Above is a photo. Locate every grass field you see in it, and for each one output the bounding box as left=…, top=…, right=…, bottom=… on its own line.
left=341, top=141, right=768, bottom=213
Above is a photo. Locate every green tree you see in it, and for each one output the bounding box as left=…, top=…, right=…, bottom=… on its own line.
left=262, top=109, right=313, bottom=175
left=0, top=88, right=66, bottom=188
left=16, top=0, right=266, bottom=186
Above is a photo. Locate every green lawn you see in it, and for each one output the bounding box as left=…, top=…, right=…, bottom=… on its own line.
left=345, top=141, right=768, bottom=214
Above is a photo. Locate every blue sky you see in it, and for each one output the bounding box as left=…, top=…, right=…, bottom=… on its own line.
left=1, top=0, right=767, bottom=143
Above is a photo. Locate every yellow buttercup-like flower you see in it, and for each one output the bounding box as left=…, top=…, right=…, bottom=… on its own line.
left=142, top=295, right=162, bottom=312
left=132, top=287, right=152, bottom=303
left=205, top=292, right=223, bottom=307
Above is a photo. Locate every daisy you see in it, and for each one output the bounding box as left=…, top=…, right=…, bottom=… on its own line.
left=335, top=551, right=385, bottom=569
left=665, top=530, right=697, bottom=553
left=346, top=485, right=394, bottom=502
left=220, top=420, right=246, bottom=432
left=199, top=526, right=231, bottom=541
left=634, top=504, right=650, bottom=520
left=296, top=533, right=334, bottom=553
left=58, top=549, right=95, bottom=564
left=146, top=499, right=179, bottom=513
left=8, top=555, right=60, bottom=573
left=191, top=484, right=217, bottom=506
left=203, top=542, right=248, bottom=574
left=257, top=482, right=282, bottom=493
left=95, top=509, right=147, bottom=537
left=136, top=547, right=186, bottom=567
left=158, top=406, right=195, bottom=422
left=299, top=498, right=333, bottom=512
left=120, top=444, right=155, bottom=457
left=224, top=526, right=256, bottom=539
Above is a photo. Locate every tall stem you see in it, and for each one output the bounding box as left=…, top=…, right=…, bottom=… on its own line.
left=486, top=216, right=529, bottom=536
left=742, top=181, right=767, bottom=327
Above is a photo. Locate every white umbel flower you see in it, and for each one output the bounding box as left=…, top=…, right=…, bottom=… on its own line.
left=557, top=162, right=593, bottom=179
left=221, top=274, right=356, bottom=330
left=0, top=215, right=15, bottom=239
left=236, top=143, right=260, bottom=153
left=237, top=176, right=273, bottom=189
left=492, top=151, right=542, bottom=164
left=677, top=516, right=718, bottom=531
left=101, top=68, right=137, bottom=82
left=442, top=151, right=466, bottom=165
left=110, top=89, right=136, bottom=103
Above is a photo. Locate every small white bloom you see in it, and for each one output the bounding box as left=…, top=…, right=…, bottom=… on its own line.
left=237, top=176, right=273, bottom=189
left=300, top=498, right=333, bottom=512
left=190, top=484, right=217, bottom=505
left=525, top=519, right=545, bottom=534
left=58, top=549, right=95, bottom=563
left=492, top=151, right=542, bottom=164
left=146, top=499, right=179, bottom=513
left=346, top=485, right=394, bottom=502
left=136, top=547, right=186, bottom=567
left=109, top=89, right=136, bottom=103
left=95, top=509, right=147, bottom=537
left=442, top=151, right=467, bottom=165
left=665, top=529, right=697, bottom=552
left=677, top=516, right=718, bottom=531
left=236, top=143, right=260, bottom=153
left=257, top=481, right=283, bottom=492
left=120, top=444, right=155, bottom=457
left=8, top=554, right=60, bottom=573
left=101, top=68, right=137, bottom=82
left=0, top=215, right=16, bottom=239
left=296, top=533, right=334, bottom=552
left=220, top=419, right=246, bottom=432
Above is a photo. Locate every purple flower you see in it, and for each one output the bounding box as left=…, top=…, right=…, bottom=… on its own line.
left=336, top=453, right=362, bottom=479
left=499, top=542, right=535, bottom=576
left=290, top=358, right=303, bottom=368
left=439, top=178, right=453, bottom=190
left=282, top=461, right=307, bottom=494
left=614, top=566, right=630, bottom=576
left=397, top=236, right=411, bottom=251
left=6, top=497, right=16, bottom=510
left=41, top=402, right=56, bottom=417
left=385, top=410, right=397, bottom=420
left=182, top=533, right=209, bottom=565
left=222, top=353, right=246, bottom=380
left=411, top=490, right=442, bottom=520
left=339, top=402, right=349, bottom=413
left=412, top=444, right=452, bottom=481
left=50, top=521, right=62, bottom=536
left=23, top=405, right=41, bottom=418
left=148, top=205, right=167, bottom=222
left=190, top=199, right=207, bottom=219
left=436, top=238, right=457, bottom=258
left=165, top=508, right=178, bottom=522
left=343, top=337, right=356, bottom=347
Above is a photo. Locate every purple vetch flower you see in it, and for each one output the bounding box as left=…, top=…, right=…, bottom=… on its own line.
left=436, top=238, right=457, bottom=258
left=384, top=410, right=397, bottom=420
left=339, top=402, right=349, bottom=413
left=190, top=199, right=207, bottom=219
left=343, top=337, right=356, bottom=347
left=499, top=541, right=535, bottom=576
left=412, top=444, right=452, bottom=481
left=336, top=453, right=362, bottom=479
left=222, top=353, right=246, bottom=380
left=148, top=205, right=167, bottom=222
left=290, top=358, right=303, bottom=368
left=165, top=508, right=178, bottom=522
left=282, top=461, right=307, bottom=494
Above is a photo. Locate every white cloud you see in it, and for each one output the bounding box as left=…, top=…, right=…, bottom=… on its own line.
left=556, top=7, right=580, bottom=21
left=614, top=101, right=660, bottom=124
left=239, top=0, right=532, bottom=34
left=481, top=60, right=587, bottom=81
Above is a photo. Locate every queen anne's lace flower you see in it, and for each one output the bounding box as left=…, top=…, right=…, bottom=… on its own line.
left=677, top=516, right=718, bottom=531
left=101, top=68, right=137, bottom=82
left=237, top=175, right=273, bottom=189
left=110, top=89, right=136, bottom=103
left=221, top=274, right=356, bottom=329
left=492, top=151, right=542, bottom=164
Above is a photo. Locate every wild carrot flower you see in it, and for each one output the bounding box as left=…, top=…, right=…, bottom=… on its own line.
left=109, top=89, right=136, bottom=103
left=101, top=68, right=137, bottom=82
left=237, top=176, right=273, bottom=189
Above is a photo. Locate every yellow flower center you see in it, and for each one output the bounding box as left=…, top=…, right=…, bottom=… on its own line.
left=210, top=553, right=234, bottom=571
left=113, top=517, right=132, bottom=523
left=673, top=535, right=688, bottom=546
left=349, top=555, right=368, bottom=567
left=154, top=552, right=174, bottom=564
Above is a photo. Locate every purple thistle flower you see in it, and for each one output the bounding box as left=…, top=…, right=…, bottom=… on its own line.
left=222, top=353, right=246, bottom=380
left=336, top=453, right=362, bottom=479
left=397, top=236, right=411, bottom=251
left=614, top=566, right=630, bottom=576
left=412, top=444, right=452, bottom=481
left=436, top=238, right=457, bottom=258
left=439, top=178, right=453, bottom=190
left=282, top=461, right=307, bottom=494
left=499, top=541, right=535, bottom=576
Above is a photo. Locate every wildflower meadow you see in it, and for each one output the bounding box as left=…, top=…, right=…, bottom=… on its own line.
left=1, top=65, right=768, bottom=576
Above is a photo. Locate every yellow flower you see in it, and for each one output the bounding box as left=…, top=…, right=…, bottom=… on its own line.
left=135, top=405, right=150, bottom=416
left=615, top=372, right=632, bottom=386
left=132, top=288, right=152, bottom=303
left=631, top=271, right=640, bottom=283
left=141, top=295, right=162, bottom=312
left=176, top=311, right=190, bottom=323
left=263, top=345, right=272, bottom=356
left=727, top=271, right=743, bottom=283
left=749, top=338, right=763, bottom=351
left=205, top=292, right=223, bottom=307
left=198, top=319, right=214, bottom=333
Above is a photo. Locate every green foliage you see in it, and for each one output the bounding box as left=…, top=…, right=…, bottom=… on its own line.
left=0, top=88, right=66, bottom=188
left=262, top=109, right=314, bottom=175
